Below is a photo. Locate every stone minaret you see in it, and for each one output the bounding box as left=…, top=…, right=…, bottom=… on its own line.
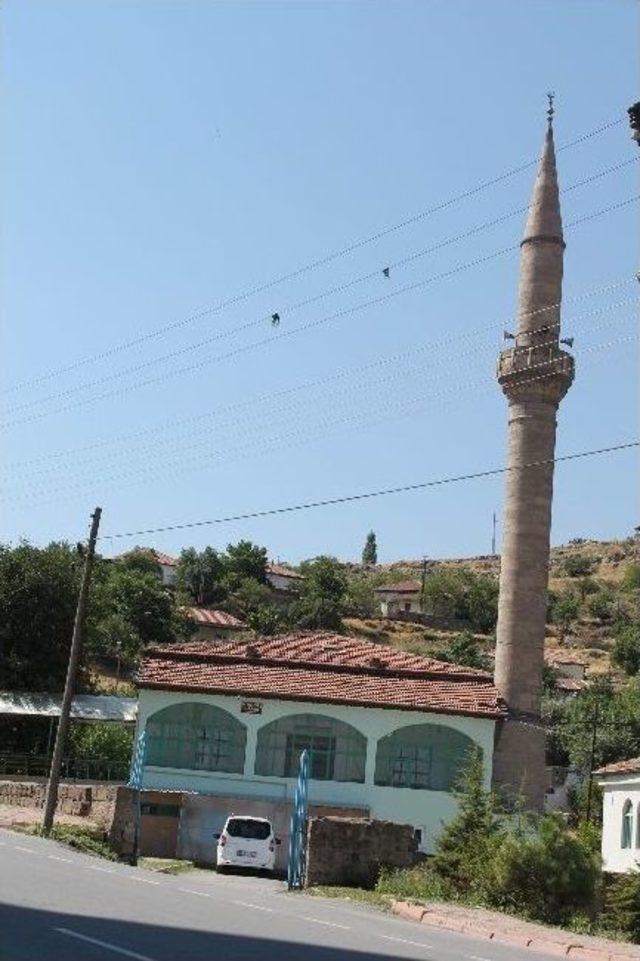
left=492, top=103, right=575, bottom=810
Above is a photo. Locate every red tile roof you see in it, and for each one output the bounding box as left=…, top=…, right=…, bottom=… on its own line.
left=267, top=563, right=303, bottom=580
left=182, top=608, right=246, bottom=629
left=117, top=548, right=177, bottom=567
left=374, top=580, right=422, bottom=595
left=137, top=631, right=505, bottom=719
left=594, top=757, right=640, bottom=778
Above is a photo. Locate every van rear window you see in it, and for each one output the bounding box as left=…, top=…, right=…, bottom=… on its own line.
left=226, top=818, right=271, bottom=840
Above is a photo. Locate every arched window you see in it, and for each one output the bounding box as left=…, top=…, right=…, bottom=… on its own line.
left=145, top=702, right=246, bottom=773
left=375, top=724, right=477, bottom=792
left=621, top=799, right=633, bottom=849
left=255, top=714, right=366, bottom=783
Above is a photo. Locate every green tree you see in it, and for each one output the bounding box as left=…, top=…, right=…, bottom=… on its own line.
left=0, top=542, right=86, bottom=691
left=422, top=567, right=498, bottom=633
left=488, top=814, right=600, bottom=924
left=225, top=576, right=281, bottom=634
left=176, top=547, right=226, bottom=606
left=548, top=589, right=580, bottom=640
left=430, top=748, right=500, bottom=894
left=343, top=574, right=377, bottom=618
left=544, top=677, right=640, bottom=774
left=67, top=722, right=134, bottom=778
left=564, top=555, right=595, bottom=577
left=612, top=623, right=640, bottom=676
left=291, top=556, right=347, bottom=631
left=587, top=587, right=615, bottom=622
left=361, top=531, right=378, bottom=566
left=224, top=540, right=268, bottom=585
left=622, top=562, right=640, bottom=592
left=438, top=632, right=491, bottom=671
left=605, top=873, right=640, bottom=943
left=88, top=557, right=189, bottom=667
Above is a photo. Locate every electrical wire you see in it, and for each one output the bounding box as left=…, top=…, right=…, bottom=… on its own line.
left=4, top=114, right=624, bottom=395
left=4, top=301, right=636, bottom=483
left=6, top=331, right=635, bottom=507
left=2, top=193, right=636, bottom=428
left=98, top=439, right=639, bottom=541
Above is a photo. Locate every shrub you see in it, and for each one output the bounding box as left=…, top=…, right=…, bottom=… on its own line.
left=622, top=563, right=640, bottom=592
left=485, top=815, right=600, bottom=924
left=605, top=872, right=640, bottom=943
left=612, top=624, right=640, bottom=676
left=564, top=555, right=595, bottom=577
left=588, top=589, right=615, bottom=622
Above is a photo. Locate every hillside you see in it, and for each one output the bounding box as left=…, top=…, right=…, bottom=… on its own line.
left=343, top=537, right=639, bottom=681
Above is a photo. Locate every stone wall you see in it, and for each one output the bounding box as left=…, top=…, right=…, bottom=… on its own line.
left=304, top=816, right=417, bottom=888
left=0, top=778, right=118, bottom=826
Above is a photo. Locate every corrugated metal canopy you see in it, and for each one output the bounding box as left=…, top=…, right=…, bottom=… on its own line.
left=0, top=691, right=137, bottom=722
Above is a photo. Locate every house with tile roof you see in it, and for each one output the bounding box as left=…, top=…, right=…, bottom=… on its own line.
left=373, top=580, right=423, bottom=618
left=266, top=562, right=304, bottom=593
left=596, top=757, right=640, bottom=873
left=181, top=607, right=247, bottom=642
left=130, top=631, right=505, bottom=863
left=116, top=547, right=178, bottom=588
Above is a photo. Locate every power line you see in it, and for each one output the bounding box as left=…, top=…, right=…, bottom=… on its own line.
left=6, top=335, right=636, bottom=504
left=4, top=116, right=626, bottom=395
left=99, top=441, right=639, bottom=541
left=5, top=330, right=635, bottom=509
left=4, top=303, right=635, bottom=485
left=3, top=194, right=636, bottom=428
left=5, top=156, right=636, bottom=407
left=5, top=275, right=630, bottom=468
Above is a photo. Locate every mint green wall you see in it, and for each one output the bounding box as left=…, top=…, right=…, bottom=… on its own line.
left=136, top=689, right=496, bottom=853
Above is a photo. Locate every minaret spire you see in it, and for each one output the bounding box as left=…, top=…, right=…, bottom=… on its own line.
left=492, top=102, right=575, bottom=810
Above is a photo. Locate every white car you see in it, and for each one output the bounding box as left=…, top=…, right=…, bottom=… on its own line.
left=215, top=815, right=279, bottom=873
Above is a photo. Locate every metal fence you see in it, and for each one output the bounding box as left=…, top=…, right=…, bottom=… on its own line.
left=0, top=753, right=129, bottom=782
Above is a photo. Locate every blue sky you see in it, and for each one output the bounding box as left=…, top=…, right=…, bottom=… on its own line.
left=2, top=0, right=638, bottom=563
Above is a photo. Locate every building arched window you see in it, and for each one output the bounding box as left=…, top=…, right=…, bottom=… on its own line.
left=621, top=799, right=633, bottom=849
left=255, top=714, right=366, bottom=782
left=145, top=702, right=246, bottom=773
left=375, top=723, right=477, bottom=792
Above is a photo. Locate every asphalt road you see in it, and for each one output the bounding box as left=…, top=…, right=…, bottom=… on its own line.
left=0, top=828, right=560, bottom=961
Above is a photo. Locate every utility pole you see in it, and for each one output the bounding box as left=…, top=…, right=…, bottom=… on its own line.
left=491, top=511, right=497, bottom=556
left=585, top=698, right=600, bottom=823
left=42, top=507, right=102, bottom=834
left=420, top=556, right=428, bottom=614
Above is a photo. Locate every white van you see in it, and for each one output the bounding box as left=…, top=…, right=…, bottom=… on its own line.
left=215, top=815, right=279, bottom=873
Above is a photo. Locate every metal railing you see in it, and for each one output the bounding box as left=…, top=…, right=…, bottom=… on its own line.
left=0, top=753, right=129, bottom=783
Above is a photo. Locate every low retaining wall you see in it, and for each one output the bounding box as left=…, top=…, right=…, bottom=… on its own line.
left=0, top=778, right=119, bottom=826
left=305, top=816, right=417, bottom=888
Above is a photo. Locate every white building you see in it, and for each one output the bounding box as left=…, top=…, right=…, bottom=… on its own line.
left=135, top=631, right=503, bottom=859
left=266, top=563, right=303, bottom=593
left=596, top=757, right=640, bottom=873
left=116, top=548, right=178, bottom=587
left=374, top=580, right=422, bottom=618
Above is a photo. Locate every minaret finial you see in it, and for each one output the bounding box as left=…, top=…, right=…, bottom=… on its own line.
left=546, top=91, right=555, bottom=128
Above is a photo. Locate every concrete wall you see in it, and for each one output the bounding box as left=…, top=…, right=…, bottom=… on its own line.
left=136, top=689, right=496, bottom=854
left=599, top=775, right=640, bottom=873
left=0, top=778, right=118, bottom=826
left=305, top=817, right=417, bottom=888
left=110, top=785, right=367, bottom=871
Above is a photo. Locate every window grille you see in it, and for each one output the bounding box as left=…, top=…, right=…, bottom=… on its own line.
left=375, top=724, right=477, bottom=792
left=145, top=702, right=246, bottom=773
left=621, top=799, right=633, bottom=849
left=255, top=714, right=366, bottom=782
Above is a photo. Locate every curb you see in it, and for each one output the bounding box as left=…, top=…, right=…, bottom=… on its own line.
left=390, top=902, right=639, bottom=961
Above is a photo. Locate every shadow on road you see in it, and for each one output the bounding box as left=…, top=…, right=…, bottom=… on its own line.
left=0, top=902, right=418, bottom=961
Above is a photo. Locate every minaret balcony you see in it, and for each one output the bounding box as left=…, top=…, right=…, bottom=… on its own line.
left=497, top=345, right=574, bottom=403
